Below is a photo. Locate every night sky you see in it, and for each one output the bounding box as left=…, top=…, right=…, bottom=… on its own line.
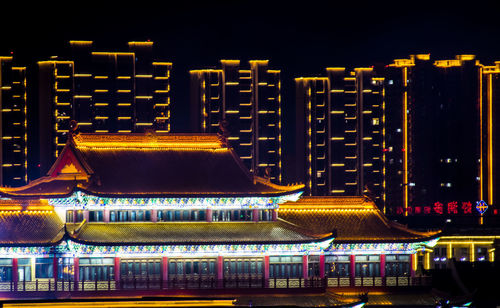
left=2, top=0, right=500, bottom=181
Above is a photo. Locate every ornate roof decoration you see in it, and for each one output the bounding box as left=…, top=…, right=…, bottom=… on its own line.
left=0, top=132, right=303, bottom=199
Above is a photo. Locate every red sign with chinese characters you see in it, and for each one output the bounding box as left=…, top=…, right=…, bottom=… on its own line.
left=396, top=201, right=494, bottom=216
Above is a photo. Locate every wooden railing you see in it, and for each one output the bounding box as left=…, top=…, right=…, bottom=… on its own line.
left=0, top=275, right=430, bottom=293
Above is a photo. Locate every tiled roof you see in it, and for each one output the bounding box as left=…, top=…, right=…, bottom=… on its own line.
left=278, top=197, right=440, bottom=243
left=0, top=211, right=64, bottom=245
left=0, top=176, right=78, bottom=198
left=67, top=220, right=332, bottom=245
left=0, top=133, right=303, bottom=198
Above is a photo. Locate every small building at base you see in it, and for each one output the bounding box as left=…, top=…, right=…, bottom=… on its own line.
left=0, top=133, right=439, bottom=294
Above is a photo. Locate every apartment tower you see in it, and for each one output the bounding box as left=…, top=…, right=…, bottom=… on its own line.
left=295, top=67, right=385, bottom=208
left=0, top=56, right=27, bottom=187
left=190, top=60, right=282, bottom=183
left=383, top=54, right=486, bottom=214
left=38, top=41, right=172, bottom=175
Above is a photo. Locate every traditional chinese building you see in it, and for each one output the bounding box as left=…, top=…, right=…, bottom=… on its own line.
left=0, top=132, right=438, bottom=300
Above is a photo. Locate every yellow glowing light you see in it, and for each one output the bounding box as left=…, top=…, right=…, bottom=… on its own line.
left=487, top=73, right=493, bottom=205
left=128, top=41, right=154, bottom=47
left=25, top=205, right=54, bottom=212
left=0, top=205, right=22, bottom=211
left=403, top=67, right=409, bottom=216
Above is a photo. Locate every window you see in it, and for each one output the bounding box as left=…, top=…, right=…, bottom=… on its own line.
left=157, top=210, right=205, bottom=222
left=168, top=258, right=216, bottom=277
left=211, top=210, right=259, bottom=222
left=88, top=211, right=103, bottom=222
left=0, top=259, right=12, bottom=282
left=433, top=247, right=447, bottom=269
left=118, top=211, right=128, bottom=221
left=66, top=210, right=74, bottom=223
left=325, top=255, right=350, bottom=277
left=308, top=256, right=320, bottom=277
left=58, top=257, right=74, bottom=280
left=110, top=211, right=117, bottom=222
left=18, top=259, right=31, bottom=282
left=75, top=210, right=84, bottom=222
left=355, top=255, right=380, bottom=277
left=477, top=247, right=489, bottom=262
left=223, top=258, right=263, bottom=277
left=120, top=259, right=160, bottom=279
left=385, top=255, right=410, bottom=277
left=269, top=256, right=303, bottom=279
left=79, top=258, right=114, bottom=281
left=458, top=248, right=469, bottom=262
left=36, top=258, right=53, bottom=279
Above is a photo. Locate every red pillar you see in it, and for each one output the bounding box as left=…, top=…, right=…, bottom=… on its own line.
left=350, top=255, right=355, bottom=286
left=302, top=255, right=308, bottom=279
left=272, top=210, right=277, bottom=221
left=319, top=255, right=325, bottom=278
left=83, top=210, right=89, bottom=222
left=206, top=209, right=212, bottom=222
left=12, top=258, right=18, bottom=285
left=217, top=256, right=223, bottom=280
left=103, top=209, right=110, bottom=222
left=264, top=256, right=270, bottom=280
left=162, top=257, right=168, bottom=281
left=114, top=257, right=120, bottom=282
left=410, top=254, right=416, bottom=277
left=74, top=257, right=79, bottom=290
left=53, top=256, right=58, bottom=281
left=380, top=254, right=386, bottom=278
left=151, top=210, right=157, bottom=222
left=253, top=209, right=259, bottom=222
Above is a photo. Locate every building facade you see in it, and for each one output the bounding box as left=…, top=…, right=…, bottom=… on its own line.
left=383, top=54, right=492, bottom=215
left=0, top=132, right=437, bottom=299
left=0, top=56, right=27, bottom=187
left=38, top=41, right=171, bottom=176
left=481, top=62, right=498, bottom=210
left=190, top=60, right=282, bottom=183
left=295, top=68, right=385, bottom=208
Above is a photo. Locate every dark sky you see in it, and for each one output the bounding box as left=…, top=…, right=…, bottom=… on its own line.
left=2, top=0, right=500, bottom=181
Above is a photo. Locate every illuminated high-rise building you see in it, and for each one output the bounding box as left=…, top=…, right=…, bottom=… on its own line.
left=0, top=56, right=27, bottom=187
left=481, top=62, right=499, bottom=209
left=295, top=67, right=385, bottom=207
left=38, top=41, right=171, bottom=175
left=190, top=60, right=282, bottom=183
left=383, top=54, right=486, bottom=214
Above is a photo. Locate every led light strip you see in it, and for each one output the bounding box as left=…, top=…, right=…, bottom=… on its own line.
left=48, top=191, right=303, bottom=210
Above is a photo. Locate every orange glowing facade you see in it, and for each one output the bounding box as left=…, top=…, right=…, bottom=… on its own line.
left=295, top=68, right=385, bottom=208
left=37, top=41, right=171, bottom=176
left=0, top=56, right=27, bottom=187
left=190, top=60, right=282, bottom=183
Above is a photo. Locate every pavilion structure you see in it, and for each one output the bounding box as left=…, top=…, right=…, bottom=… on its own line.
left=0, top=132, right=439, bottom=298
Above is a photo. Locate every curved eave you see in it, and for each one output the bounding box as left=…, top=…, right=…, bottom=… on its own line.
left=0, top=233, right=65, bottom=247
left=0, top=191, right=75, bottom=200
left=66, top=233, right=335, bottom=247
left=76, top=187, right=304, bottom=199
left=332, top=232, right=441, bottom=244
left=0, top=183, right=304, bottom=200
